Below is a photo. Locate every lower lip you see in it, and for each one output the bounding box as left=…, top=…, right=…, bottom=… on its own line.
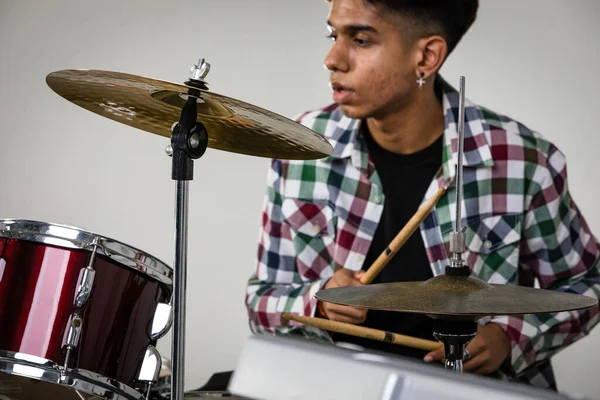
left=333, top=89, right=353, bottom=103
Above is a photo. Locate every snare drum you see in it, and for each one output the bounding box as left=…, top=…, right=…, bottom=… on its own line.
left=0, top=219, right=173, bottom=398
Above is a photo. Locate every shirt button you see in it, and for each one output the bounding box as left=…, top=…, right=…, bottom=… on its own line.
left=483, top=240, right=492, bottom=249
left=373, top=194, right=383, bottom=204
left=312, top=224, right=321, bottom=234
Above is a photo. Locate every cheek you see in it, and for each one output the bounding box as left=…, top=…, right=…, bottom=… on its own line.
left=380, top=71, right=401, bottom=95
left=363, top=68, right=406, bottom=102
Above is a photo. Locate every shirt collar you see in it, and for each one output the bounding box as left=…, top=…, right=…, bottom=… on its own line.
left=324, top=76, right=495, bottom=181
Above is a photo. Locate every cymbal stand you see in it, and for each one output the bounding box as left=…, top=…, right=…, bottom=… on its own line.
left=433, top=76, right=476, bottom=372
left=168, top=59, right=210, bottom=400
left=433, top=320, right=477, bottom=372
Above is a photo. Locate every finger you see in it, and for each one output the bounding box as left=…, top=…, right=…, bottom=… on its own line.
left=325, top=311, right=353, bottom=324
left=326, top=270, right=352, bottom=288
left=327, top=304, right=367, bottom=323
left=327, top=304, right=365, bottom=319
left=326, top=304, right=367, bottom=321
left=326, top=310, right=366, bottom=325
left=423, top=345, right=445, bottom=362
left=465, top=336, right=485, bottom=356
left=331, top=275, right=353, bottom=288
left=353, top=270, right=366, bottom=280
left=463, top=351, right=487, bottom=372
left=341, top=273, right=364, bottom=287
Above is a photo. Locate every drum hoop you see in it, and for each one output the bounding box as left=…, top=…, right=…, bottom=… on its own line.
left=0, top=350, right=144, bottom=400
left=0, top=219, right=173, bottom=288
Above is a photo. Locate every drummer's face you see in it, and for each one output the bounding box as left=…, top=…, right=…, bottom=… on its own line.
left=324, top=0, right=418, bottom=119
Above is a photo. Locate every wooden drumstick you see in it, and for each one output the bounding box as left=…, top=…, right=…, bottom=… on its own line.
left=282, top=313, right=441, bottom=351
left=360, top=186, right=446, bottom=285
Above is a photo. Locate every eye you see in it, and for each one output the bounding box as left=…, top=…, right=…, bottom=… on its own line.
left=354, top=37, right=370, bottom=47
left=326, top=33, right=337, bottom=42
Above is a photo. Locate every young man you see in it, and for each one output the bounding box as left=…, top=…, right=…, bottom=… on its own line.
left=245, top=0, right=600, bottom=390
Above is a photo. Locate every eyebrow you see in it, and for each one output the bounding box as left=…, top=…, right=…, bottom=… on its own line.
left=327, top=20, right=378, bottom=35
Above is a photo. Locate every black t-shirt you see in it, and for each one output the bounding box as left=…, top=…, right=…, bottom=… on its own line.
left=331, top=124, right=443, bottom=360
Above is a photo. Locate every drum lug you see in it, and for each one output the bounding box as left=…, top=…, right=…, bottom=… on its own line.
left=137, top=345, right=162, bottom=399
left=65, top=314, right=83, bottom=348
left=150, top=302, right=172, bottom=340
left=74, top=242, right=99, bottom=307
left=74, top=267, right=96, bottom=307
left=138, top=345, right=161, bottom=382
left=63, top=313, right=83, bottom=368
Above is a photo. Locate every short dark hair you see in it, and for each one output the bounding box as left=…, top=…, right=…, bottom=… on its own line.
left=329, top=0, right=479, bottom=55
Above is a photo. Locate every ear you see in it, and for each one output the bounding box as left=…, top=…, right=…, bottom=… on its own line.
left=414, top=35, right=448, bottom=81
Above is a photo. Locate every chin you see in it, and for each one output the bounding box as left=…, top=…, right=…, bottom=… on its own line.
left=338, top=104, right=369, bottom=120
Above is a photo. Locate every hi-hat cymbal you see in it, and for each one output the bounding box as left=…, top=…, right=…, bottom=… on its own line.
left=316, top=275, right=598, bottom=320
left=45, top=69, right=333, bottom=160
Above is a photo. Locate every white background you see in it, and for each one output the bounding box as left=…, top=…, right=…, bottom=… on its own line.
left=1, top=0, right=599, bottom=398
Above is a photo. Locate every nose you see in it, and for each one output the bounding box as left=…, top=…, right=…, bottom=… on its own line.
left=323, top=41, right=349, bottom=73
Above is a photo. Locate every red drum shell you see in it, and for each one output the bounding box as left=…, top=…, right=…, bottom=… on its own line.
left=0, top=221, right=172, bottom=389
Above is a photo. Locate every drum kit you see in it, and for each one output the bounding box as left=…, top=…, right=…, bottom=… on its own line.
left=0, top=59, right=331, bottom=400
left=0, top=59, right=597, bottom=400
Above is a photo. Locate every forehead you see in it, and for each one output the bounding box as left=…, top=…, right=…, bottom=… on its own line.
left=327, top=0, right=400, bottom=33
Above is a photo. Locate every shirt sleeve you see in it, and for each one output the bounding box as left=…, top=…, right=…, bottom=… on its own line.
left=489, top=144, right=600, bottom=377
left=244, top=158, right=334, bottom=340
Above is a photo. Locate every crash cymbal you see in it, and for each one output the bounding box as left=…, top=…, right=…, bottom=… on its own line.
left=315, top=275, right=598, bottom=320
left=45, top=69, right=333, bottom=160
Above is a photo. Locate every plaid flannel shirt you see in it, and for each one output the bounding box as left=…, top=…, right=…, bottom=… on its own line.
left=245, top=78, right=600, bottom=390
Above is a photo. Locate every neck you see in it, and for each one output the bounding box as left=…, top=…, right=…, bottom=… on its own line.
left=365, top=85, right=444, bottom=155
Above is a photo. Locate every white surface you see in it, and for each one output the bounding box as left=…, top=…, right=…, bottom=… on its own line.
left=230, top=335, right=573, bottom=400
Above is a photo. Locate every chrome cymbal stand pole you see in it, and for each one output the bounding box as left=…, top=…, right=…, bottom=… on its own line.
left=448, top=76, right=468, bottom=276
left=433, top=76, right=476, bottom=372
left=168, top=59, right=210, bottom=400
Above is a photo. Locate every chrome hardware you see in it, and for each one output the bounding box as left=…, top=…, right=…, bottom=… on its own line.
left=0, top=350, right=144, bottom=400
left=150, top=302, right=172, bottom=340
left=64, top=314, right=83, bottom=349
left=138, top=345, right=161, bottom=383
left=172, top=180, right=189, bottom=400
left=189, top=132, right=201, bottom=149
left=189, top=58, right=210, bottom=82
left=63, top=314, right=83, bottom=368
left=74, top=267, right=95, bottom=307
left=137, top=345, right=161, bottom=400
left=449, top=76, right=467, bottom=271
left=449, top=226, right=467, bottom=269
left=74, top=242, right=97, bottom=307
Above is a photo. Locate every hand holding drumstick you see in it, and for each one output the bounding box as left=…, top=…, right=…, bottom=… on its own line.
left=320, top=186, right=446, bottom=323
left=294, top=186, right=447, bottom=351
left=320, top=269, right=368, bottom=324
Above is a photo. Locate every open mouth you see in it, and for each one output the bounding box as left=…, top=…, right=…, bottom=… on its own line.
left=331, top=82, right=353, bottom=103
left=331, top=82, right=349, bottom=94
